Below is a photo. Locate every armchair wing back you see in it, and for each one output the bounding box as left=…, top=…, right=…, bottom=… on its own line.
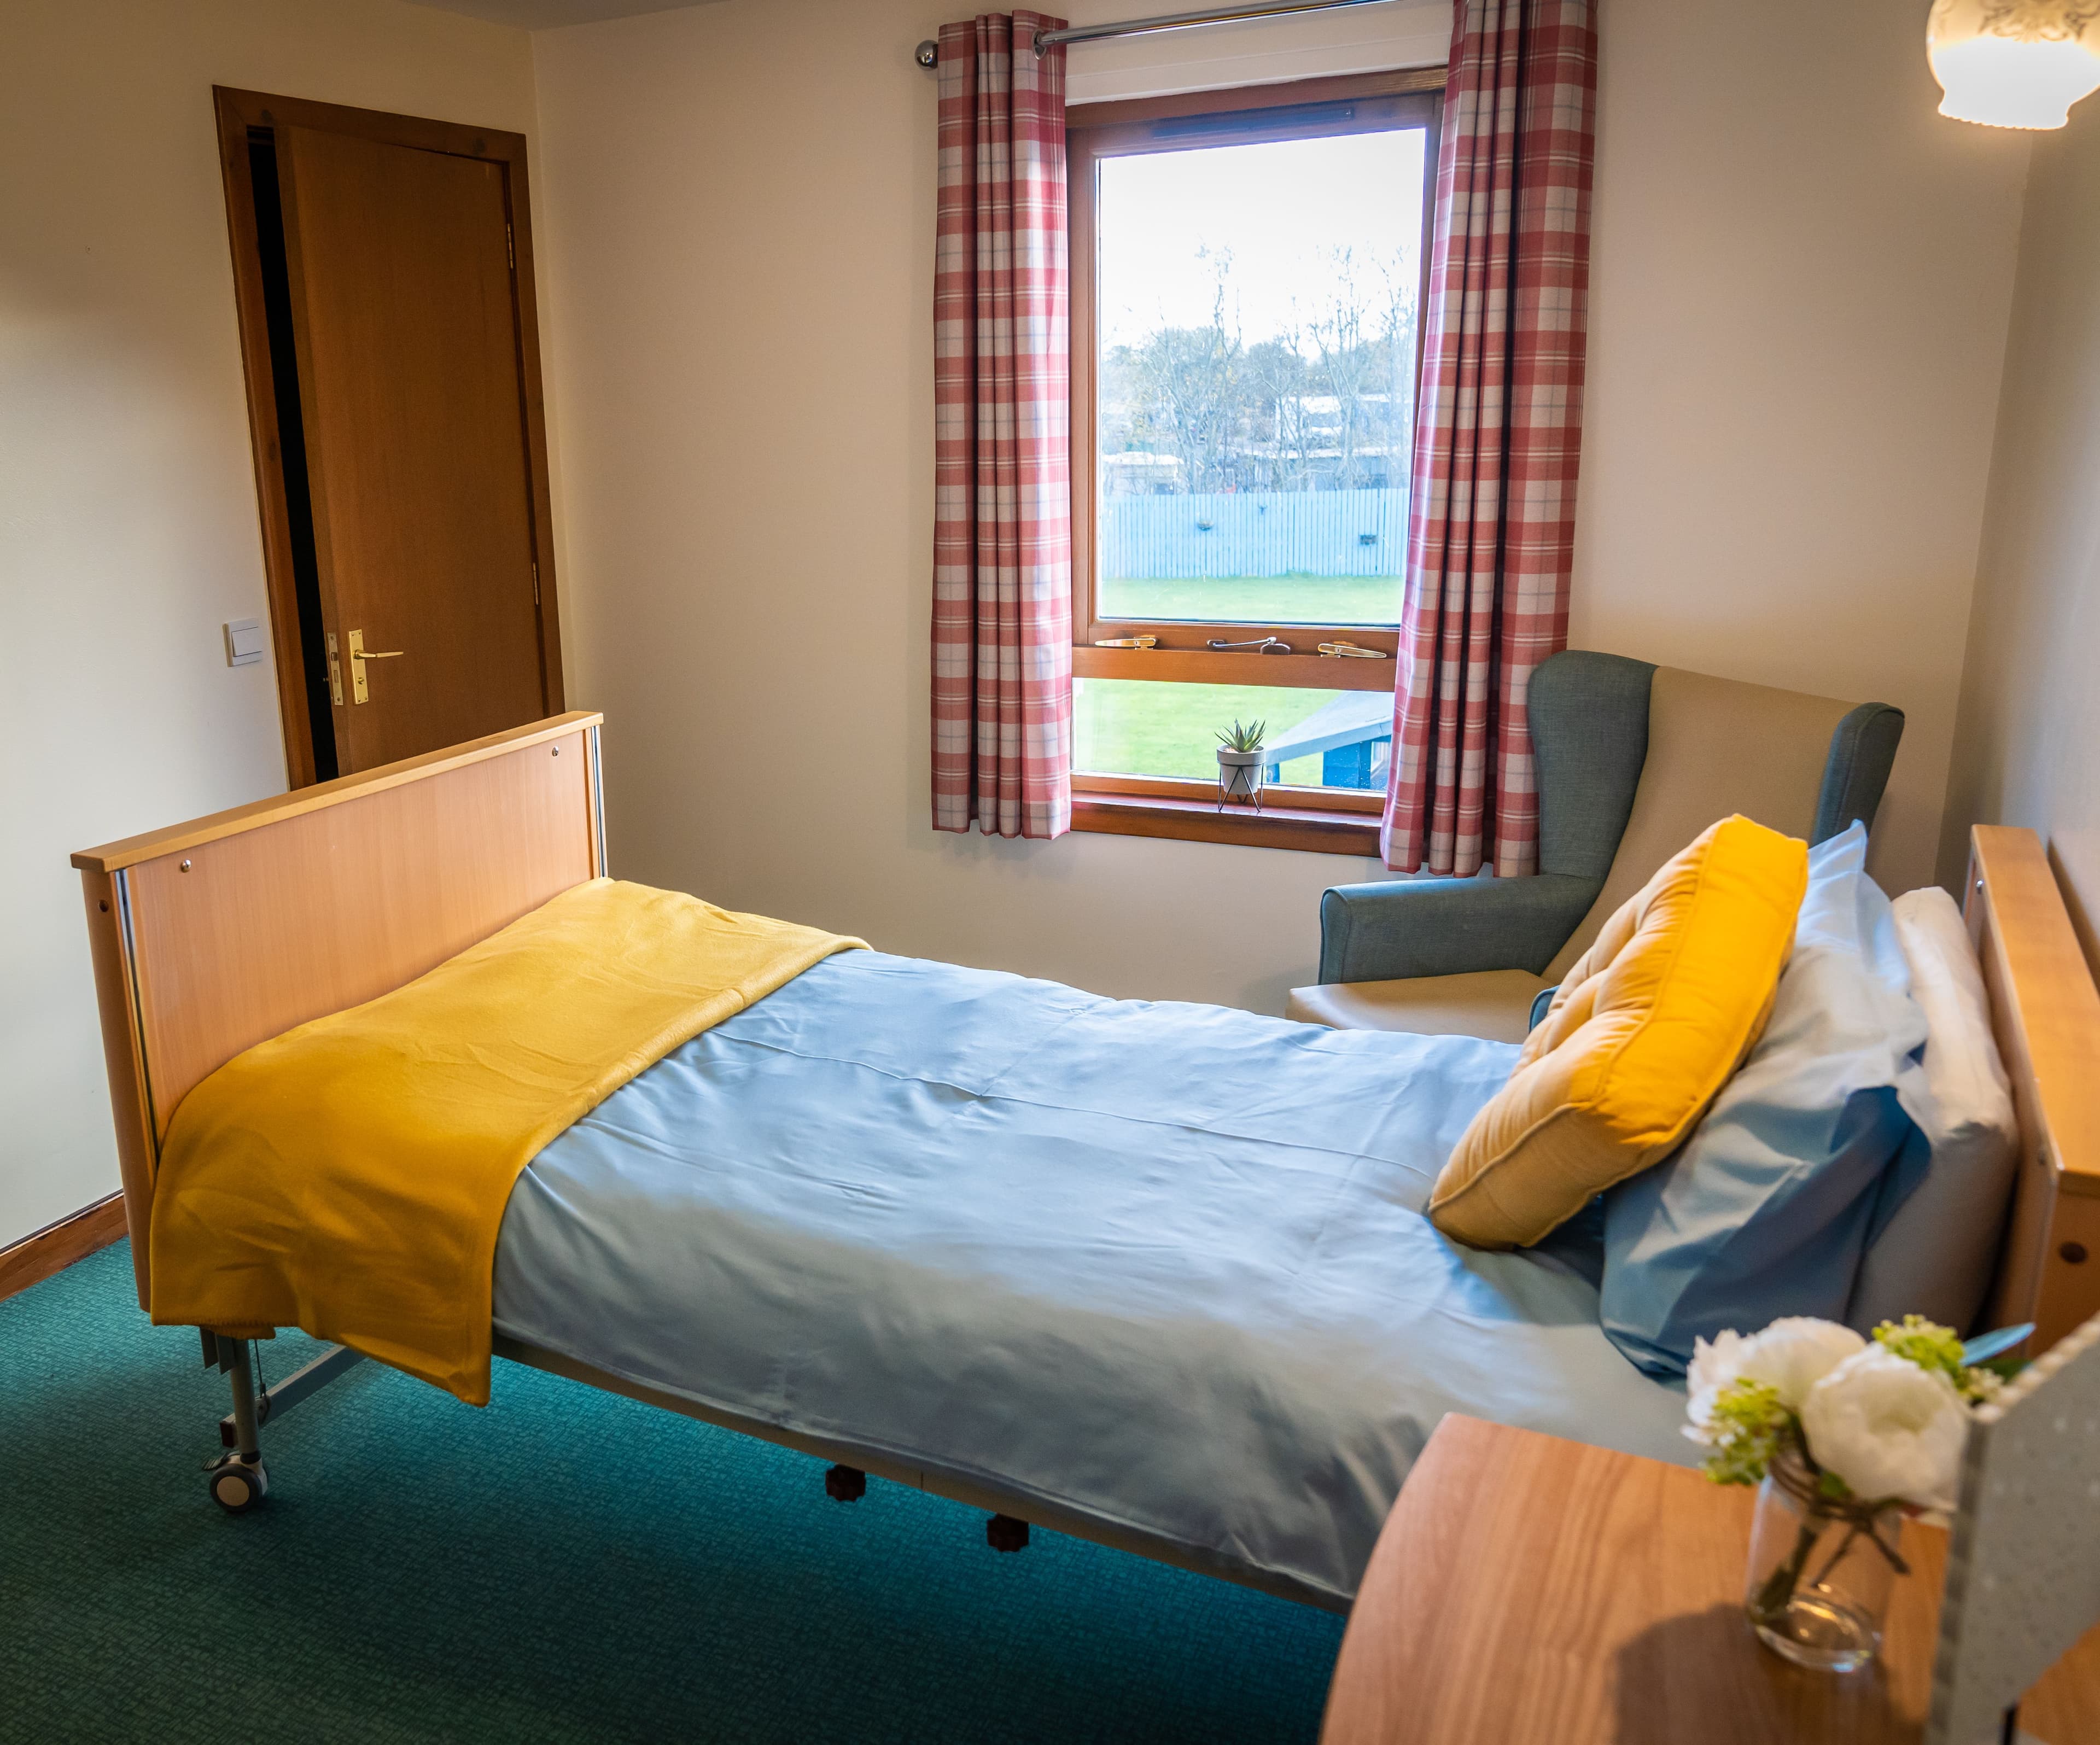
left=1539, top=665, right=1901, bottom=979
left=1293, top=651, right=1903, bottom=1041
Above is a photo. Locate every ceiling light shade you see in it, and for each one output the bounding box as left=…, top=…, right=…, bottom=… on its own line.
left=1928, top=0, right=2100, bottom=129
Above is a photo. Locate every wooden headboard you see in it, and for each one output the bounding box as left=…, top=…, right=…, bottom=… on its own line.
left=72, top=714, right=605, bottom=1309
left=1967, top=825, right=2100, bottom=1355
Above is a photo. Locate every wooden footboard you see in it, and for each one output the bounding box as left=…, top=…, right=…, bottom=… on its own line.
left=72, top=714, right=605, bottom=1309
left=1968, top=825, right=2100, bottom=1355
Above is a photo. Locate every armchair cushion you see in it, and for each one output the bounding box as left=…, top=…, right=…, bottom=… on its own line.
left=1286, top=971, right=1548, bottom=1045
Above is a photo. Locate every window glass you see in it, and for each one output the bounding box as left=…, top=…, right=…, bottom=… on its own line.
left=1074, top=677, right=1391, bottom=793
left=1094, top=127, right=1427, bottom=629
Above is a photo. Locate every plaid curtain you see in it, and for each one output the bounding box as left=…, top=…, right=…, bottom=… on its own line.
left=1381, top=0, right=1598, bottom=877
left=931, top=12, right=1072, bottom=839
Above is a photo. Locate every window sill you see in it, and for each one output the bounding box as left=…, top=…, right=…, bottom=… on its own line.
left=1071, top=791, right=1383, bottom=856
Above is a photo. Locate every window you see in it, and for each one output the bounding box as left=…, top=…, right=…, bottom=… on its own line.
left=1068, top=72, right=1442, bottom=854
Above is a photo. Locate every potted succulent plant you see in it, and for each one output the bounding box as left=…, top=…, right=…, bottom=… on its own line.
left=1215, top=718, right=1268, bottom=811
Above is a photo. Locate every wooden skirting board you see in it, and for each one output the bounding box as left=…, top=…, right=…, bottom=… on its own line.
left=0, top=1192, right=129, bottom=1304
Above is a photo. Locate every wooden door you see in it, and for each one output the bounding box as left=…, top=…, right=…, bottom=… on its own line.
left=275, top=124, right=550, bottom=773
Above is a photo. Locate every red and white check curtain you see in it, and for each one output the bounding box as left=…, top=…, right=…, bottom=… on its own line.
left=931, top=12, right=1073, bottom=839
left=1381, top=0, right=1598, bottom=877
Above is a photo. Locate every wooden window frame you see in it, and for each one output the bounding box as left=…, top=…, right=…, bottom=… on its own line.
left=211, top=87, right=565, bottom=790
left=1066, top=69, right=1443, bottom=855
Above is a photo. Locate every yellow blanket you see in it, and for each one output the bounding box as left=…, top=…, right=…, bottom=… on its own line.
left=150, top=878, right=864, bottom=1405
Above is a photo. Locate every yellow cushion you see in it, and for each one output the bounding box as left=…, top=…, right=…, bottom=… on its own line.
left=1428, top=815, right=1808, bottom=1250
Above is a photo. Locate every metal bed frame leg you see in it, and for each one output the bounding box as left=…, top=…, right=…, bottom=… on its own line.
left=205, top=1335, right=270, bottom=1514
left=199, top=1333, right=366, bottom=1514
left=216, top=1340, right=367, bottom=1449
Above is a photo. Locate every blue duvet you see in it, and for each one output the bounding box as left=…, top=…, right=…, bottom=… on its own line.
left=491, top=951, right=1689, bottom=1604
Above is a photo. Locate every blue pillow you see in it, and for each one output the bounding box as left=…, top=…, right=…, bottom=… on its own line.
left=1597, top=823, right=1930, bottom=1376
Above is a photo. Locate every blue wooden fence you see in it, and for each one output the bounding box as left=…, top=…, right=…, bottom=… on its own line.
left=1100, top=488, right=1408, bottom=579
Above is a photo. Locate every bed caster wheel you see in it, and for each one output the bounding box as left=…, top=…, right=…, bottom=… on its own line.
left=208, top=1455, right=269, bottom=1514
left=986, top=1513, right=1029, bottom=1553
left=825, top=1463, right=866, bottom=1503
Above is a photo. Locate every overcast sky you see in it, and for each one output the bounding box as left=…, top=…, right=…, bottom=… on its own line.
left=1096, top=127, right=1428, bottom=355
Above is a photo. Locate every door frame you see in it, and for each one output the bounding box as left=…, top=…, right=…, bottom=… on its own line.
left=212, top=86, right=566, bottom=788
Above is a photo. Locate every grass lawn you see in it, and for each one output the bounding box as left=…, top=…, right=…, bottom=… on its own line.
left=1100, top=574, right=1403, bottom=626
left=1074, top=680, right=1345, bottom=786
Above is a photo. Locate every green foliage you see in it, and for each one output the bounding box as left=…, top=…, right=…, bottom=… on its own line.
left=1701, top=1379, right=1790, bottom=1487
left=1874, top=1315, right=1967, bottom=1384
left=1216, top=718, right=1267, bottom=754
left=1876, top=1312, right=2010, bottom=1402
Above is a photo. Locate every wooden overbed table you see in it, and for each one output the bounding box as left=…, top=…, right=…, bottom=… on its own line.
left=1320, top=1415, right=2098, bottom=1745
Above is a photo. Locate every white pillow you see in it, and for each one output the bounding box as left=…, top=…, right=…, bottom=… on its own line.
left=1847, top=885, right=2020, bottom=1334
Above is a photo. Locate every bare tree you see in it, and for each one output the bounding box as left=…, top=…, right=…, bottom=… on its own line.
left=1100, top=238, right=1420, bottom=496
left=1374, top=243, right=1422, bottom=484
left=1115, top=248, right=1245, bottom=493
left=1307, top=249, right=1380, bottom=489
left=1244, top=329, right=1314, bottom=491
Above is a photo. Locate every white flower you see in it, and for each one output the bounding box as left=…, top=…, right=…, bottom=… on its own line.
left=1800, top=1345, right=1970, bottom=1511
left=1740, top=1318, right=1870, bottom=1408
left=1684, top=1330, right=1751, bottom=1445
left=1687, top=1328, right=1751, bottom=1400
left=1684, top=1318, right=1866, bottom=1444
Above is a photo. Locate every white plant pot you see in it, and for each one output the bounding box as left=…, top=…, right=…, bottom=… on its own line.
left=1217, top=746, right=1268, bottom=810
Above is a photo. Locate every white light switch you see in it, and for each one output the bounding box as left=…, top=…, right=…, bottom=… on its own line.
left=224, top=618, right=266, bottom=667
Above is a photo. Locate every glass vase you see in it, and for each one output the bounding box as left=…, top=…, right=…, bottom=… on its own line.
left=1742, top=1450, right=1904, bottom=1673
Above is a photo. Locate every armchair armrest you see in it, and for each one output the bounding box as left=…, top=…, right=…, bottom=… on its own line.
left=1317, top=872, right=1601, bottom=984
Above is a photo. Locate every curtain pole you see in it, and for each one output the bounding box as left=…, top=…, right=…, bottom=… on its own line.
left=914, top=0, right=1398, bottom=68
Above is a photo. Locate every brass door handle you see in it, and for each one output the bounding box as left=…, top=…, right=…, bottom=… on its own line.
left=345, top=629, right=406, bottom=704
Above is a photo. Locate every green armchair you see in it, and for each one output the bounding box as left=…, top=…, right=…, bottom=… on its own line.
left=1286, top=652, right=1905, bottom=1042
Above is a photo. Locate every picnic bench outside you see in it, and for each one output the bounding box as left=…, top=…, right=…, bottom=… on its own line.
left=1261, top=691, right=1393, bottom=790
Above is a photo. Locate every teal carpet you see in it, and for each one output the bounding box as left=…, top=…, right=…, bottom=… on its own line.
left=0, top=1243, right=1344, bottom=1743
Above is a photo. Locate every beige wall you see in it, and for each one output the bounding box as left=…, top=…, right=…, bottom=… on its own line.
left=0, top=0, right=540, bottom=1246
left=534, top=0, right=2030, bottom=1016
left=0, top=0, right=2055, bottom=1250
left=1939, top=100, right=2100, bottom=974
left=1571, top=0, right=2029, bottom=894
left=530, top=0, right=1428, bottom=1030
